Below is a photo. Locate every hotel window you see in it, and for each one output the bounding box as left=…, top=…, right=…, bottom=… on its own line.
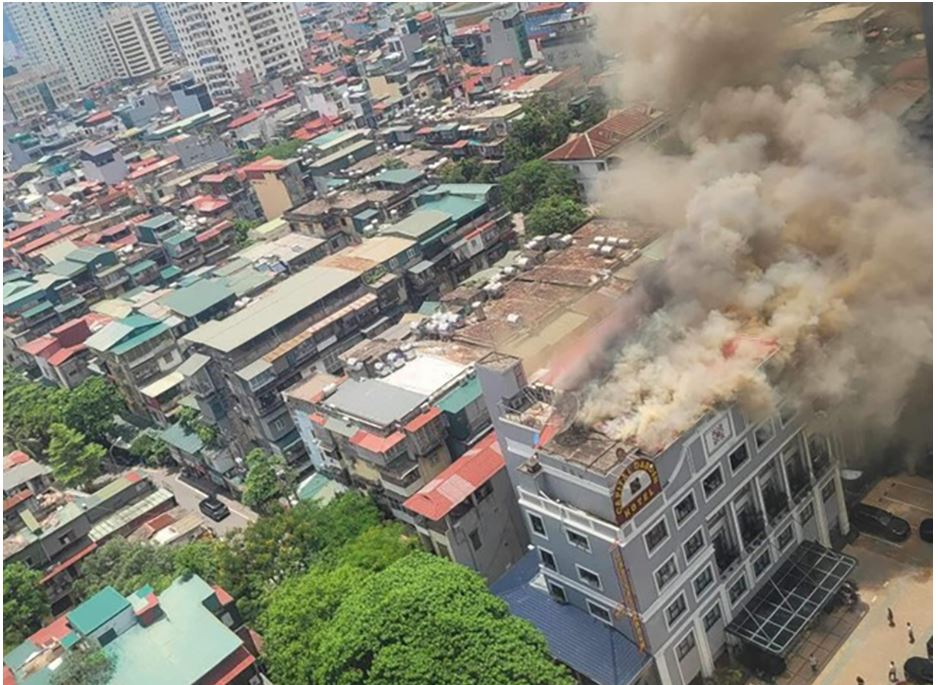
left=587, top=601, right=612, bottom=625
left=577, top=566, right=602, bottom=590
left=539, top=548, right=556, bottom=571
left=693, top=566, right=714, bottom=597
left=565, top=528, right=591, bottom=553
left=729, top=443, right=750, bottom=472
left=755, top=420, right=775, bottom=448
left=703, top=466, right=724, bottom=499
left=528, top=513, right=547, bottom=539
left=674, top=492, right=697, bottom=525
left=684, top=529, right=705, bottom=562
left=547, top=580, right=567, bottom=603
left=729, top=575, right=748, bottom=604
left=777, top=525, right=794, bottom=550
left=645, top=519, right=669, bottom=554
left=704, top=603, right=722, bottom=630
left=754, top=549, right=772, bottom=577
left=655, top=556, right=679, bottom=591
left=676, top=632, right=696, bottom=661
left=666, top=594, right=687, bottom=627
left=800, top=502, right=815, bottom=524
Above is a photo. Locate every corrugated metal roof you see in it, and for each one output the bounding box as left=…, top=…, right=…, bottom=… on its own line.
left=326, top=378, right=426, bottom=427
left=89, top=488, right=175, bottom=542
left=491, top=550, right=650, bottom=685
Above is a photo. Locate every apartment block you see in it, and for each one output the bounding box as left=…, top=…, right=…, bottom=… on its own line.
left=2, top=66, right=76, bottom=121
left=100, top=5, right=174, bottom=82
left=478, top=349, right=853, bottom=685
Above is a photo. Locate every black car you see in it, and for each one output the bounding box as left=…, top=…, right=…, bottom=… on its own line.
left=199, top=496, right=230, bottom=522
left=905, top=657, right=933, bottom=683
left=927, top=636, right=933, bottom=660
left=920, top=518, right=933, bottom=543
left=850, top=503, right=911, bottom=543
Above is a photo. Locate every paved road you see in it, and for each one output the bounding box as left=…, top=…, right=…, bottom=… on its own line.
left=141, top=467, right=258, bottom=537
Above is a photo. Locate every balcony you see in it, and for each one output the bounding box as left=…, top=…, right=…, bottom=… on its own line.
left=739, top=509, right=767, bottom=552
left=762, top=485, right=789, bottom=525
left=809, top=437, right=832, bottom=476
left=715, top=538, right=742, bottom=577
left=379, top=460, right=424, bottom=498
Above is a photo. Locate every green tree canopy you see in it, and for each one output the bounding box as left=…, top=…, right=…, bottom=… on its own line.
left=4, top=562, right=49, bottom=647
left=242, top=449, right=291, bottom=514
left=505, top=95, right=573, bottom=164
left=61, top=377, right=123, bottom=445
left=47, top=424, right=106, bottom=490
left=128, top=431, right=171, bottom=467
left=73, top=538, right=178, bottom=598
left=232, top=218, right=262, bottom=248
left=3, top=370, right=67, bottom=455
left=312, top=553, right=574, bottom=685
left=259, top=524, right=417, bottom=684
left=176, top=407, right=219, bottom=448
left=246, top=138, right=304, bottom=162
left=500, top=160, right=581, bottom=214
left=438, top=157, right=498, bottom=184
left=524, top=195, right=589, bottom=237
left=50, top=647, right=114, bottom=685
left=382, top=157, right=408, bottom=170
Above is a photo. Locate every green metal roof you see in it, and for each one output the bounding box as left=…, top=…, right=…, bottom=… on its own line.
left=20, top=300, right=54, bottom=319
left=160, top=279, right=233, bottom=318
left=296, top=472, right=347, bottom=505
left=47, top=259, right=86, bottom=278
left=437, top=375, right=482, bottom=414
left=381, top=209, right=452, bottom=241
left=126, top=259, right=157, bottom=276
left=93, top=471, right=144, bottom=501
left=417, top=194, right=486, bottom=226
left=160, top=265, right=184, bottom=281
left=159, top=422, right=204, bottom=455
left=164, top=229, right=196, bottom=246
left=139, top=213, right=176, bottom=231
left=64, top=246, right=110, bottom=264
left=110, top=321, right=169, bottom=356
left=67, top=586, right=130, bottom=636
left=373, top=168, right=423, bottom=185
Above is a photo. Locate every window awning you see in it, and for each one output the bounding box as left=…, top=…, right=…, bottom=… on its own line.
left=726, top=541, right=857, bottom=655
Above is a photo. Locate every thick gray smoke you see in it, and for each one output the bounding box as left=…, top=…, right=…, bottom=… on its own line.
left=562, top=5, right=932, bottom=455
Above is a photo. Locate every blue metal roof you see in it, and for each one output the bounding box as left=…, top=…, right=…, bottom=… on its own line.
left=491, top=550, right=650, bottom=685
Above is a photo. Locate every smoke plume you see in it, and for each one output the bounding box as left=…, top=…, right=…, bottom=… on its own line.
left=563, top=5, right=932, bottom=455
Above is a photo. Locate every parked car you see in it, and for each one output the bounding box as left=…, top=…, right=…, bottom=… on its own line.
left=927, top=636, right=933, bottom=660
left=905, top=657, right=933, bottom=683
left=850, top=503, right=911, bottom=542
left=199, top=496, right=230, bottom=522
left=920, top=518, right=932, bottom=543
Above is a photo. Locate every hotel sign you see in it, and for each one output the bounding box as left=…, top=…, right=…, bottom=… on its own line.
left=612, top=455, right=662, bottom=524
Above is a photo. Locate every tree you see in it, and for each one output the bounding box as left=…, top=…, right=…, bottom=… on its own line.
left=4, top=563, right=48, bottom=646
left=61, top=377, right=123, bottom=445
left=232, top=218, right=262, bottom=248
left=438, top=157, right=498, bottom=184
left=3, top=370, right=67, bottom=455
left=47, top=424, right=106, bottom=490
left=500, top=160, right=581, bottom=214
left=524, top=195, right=589, bottom=237
left=250, top=139, right=304, bottom=161
left=128, top=431, right=171, bottom=467
left=50, top=647, right=114, bottom=685
left=73, top=538, right=177, bottom=598
left=259, top=524, right=417, bottom=684
left=176, top=407, right=219, bottom=448
left=242, top=449, right=292, bottom=514
left=312, top=553, right=574, bottom=685
left=382, top=157, right=408, bottom=170
left=504, top=95, right=573, bottom=164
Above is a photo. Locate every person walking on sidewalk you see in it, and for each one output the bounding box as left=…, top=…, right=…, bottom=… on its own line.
left=887, top=607, right=895, bottom=627
left=889, top=660, right=898, bottom=682
left=908, top=622, right=916, bottom=644
left=857, top=675, right=865, bottom=685
left=809, top=654, right=818, bottom=673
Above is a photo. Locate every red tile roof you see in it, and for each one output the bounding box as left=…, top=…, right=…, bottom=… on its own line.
left=27, top=615, right=71, bottom=648
left=227, top=111, right=262, bottom=130
left=5, top=451, right=33, bottom=469
left=85, top=110, right=113, bottom=125
left=5, top=209, right=70, bottom=242
left=240, top=156, right=292, bottom=175
left=41, top=542, right=98, bottom=583
left=544, top=105, right=661, bottom=161
left=196, top=220, right=234, bottom=243
left=18, top=223, right=87, bottom=256
left=213, top=584, right=234, bottom=605
left=203, top=646, right=256, bottom=685
left=310, top=63, right=338, bottom=77
left=257, top=90, right=296, bottom=111
left=404, top=406, right=442, bottom=432
left=185, top=195, right=231, bottom=215
left=455, top=23, right=489, bottom=36
left=128, top=155, right=181, bottom=180
left=3, top=489, right=33, bottom=512
left=350, top=429, right=406, bottom=455
left=403, top=432, right=505, bottom=521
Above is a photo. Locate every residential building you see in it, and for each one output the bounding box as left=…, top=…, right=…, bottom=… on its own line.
left=537, top=13, right=603, bottom=75
left=241, top=156, right=307, bottom=221
left=3, top=575, right=263, bottom=685
left=450, top=9, right=530, bottom=67
left=100, top=5, right=174, bottom=82
left=3, top=451, right=52, bottom=523
left=2, top=65, right=76, bottom=121
left=168, top=2, right=306, bottom=101
left=168, top=75, right=214, bottom=118
left=403, top=430, right=528, bottom=582
left=7, top=2, right=114, bottom=89
left=150, top=2, right=182, bottom=54
left=80, top=142, right=130, bottom=187
left=158, top=418, right=241, bottom=492
left=86, top=314, right=184, bottom=417
left=3, top=472, right=174, bottom=612
left=544, top=105, right=669, bottom=199
left=17, top=312, right=112, bottom=389
left=478, top=344, right=853, bottom=685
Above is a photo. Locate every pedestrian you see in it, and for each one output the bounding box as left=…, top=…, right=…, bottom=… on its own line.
left=908, top=622, right=916, bottom=644
left=809, top=654, right=818, bottom=672
left=887, top=607, right=895, bottom=627
left=889, top=660, right=898, bottom=683
left=857, top=676, right=865, bottom=685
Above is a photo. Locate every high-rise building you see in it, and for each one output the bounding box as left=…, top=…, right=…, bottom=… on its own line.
left=6, top=2, right=114, bottom=89
left=2, top=65, right=76, bottom=121
left=100, top=5, right=174, bottom=82
left=167, top=2, right=306, bottom=100
left=150, top=2, right=182, bottom=54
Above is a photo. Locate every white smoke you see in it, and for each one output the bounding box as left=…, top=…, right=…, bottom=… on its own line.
left=565, top=6, right=932, bottom=454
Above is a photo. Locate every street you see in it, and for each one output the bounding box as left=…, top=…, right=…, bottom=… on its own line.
left=141, top=467, right=259, bottom=536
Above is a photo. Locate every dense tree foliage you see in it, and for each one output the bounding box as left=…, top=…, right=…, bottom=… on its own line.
left=382, top=157, right=408, bottom=170
left=242, top=138, right=304, bottom=162
left=60, top=377, right=124, bottom=445
left=500, top=160, right=581, bottom=214
left=438, top=157, right=499, bottom=183
left=176, top=407, right=219, bottom=448
left=4, top=563, right=49, bottom=647
left=312, top=553, right=574, bottom=685
left=74, top=538, right=180, bottom=598
left=47, top=423, right=106, bottom=490
left=50, top=647, right=113, bottom=685
left=504, top=95, right=573, bottom=164
left=524, top=195, right=589, bottom=237
left=128, top=431, right=171, bottom=467
left=259, top=524, right=417, bottom=683
left=232, top=218, right=262, bottom=248
left=242, top=449, right=292, bottom=514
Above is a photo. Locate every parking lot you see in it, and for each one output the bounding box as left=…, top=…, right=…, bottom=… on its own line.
left=796, top=474, right=932, bottom=685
